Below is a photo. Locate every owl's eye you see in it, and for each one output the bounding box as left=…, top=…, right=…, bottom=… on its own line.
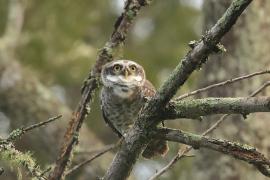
left=113, top=64, right=121, bottom=72
left=130, top=65, right=137, bottom=72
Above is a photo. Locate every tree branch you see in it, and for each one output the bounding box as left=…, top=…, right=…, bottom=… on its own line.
left=148, top=115, right=229, bottom=180
left=162, top=97, right=270, bottom=120
left=155, top=128, right=270, bottom=177
left=48, top=1, right=151, bottom=179
left=103, top=0, right=253, bottom=179
left=175, top=70, right=270, bottom=101
left=150, top=80, right=270, bottom=179
left=7, top=115, right=62, bottom=141
left=66, top=144, right=117, bottom=176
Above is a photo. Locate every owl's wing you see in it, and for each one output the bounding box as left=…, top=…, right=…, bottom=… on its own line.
left=101, top=106, right=122, bottom=138
left=142, top=80, right=156, bottom=98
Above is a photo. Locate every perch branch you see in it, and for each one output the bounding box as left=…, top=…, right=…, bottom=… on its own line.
left=104, top=0, right=253, bottom=179
left=48, top=1, right=152, bottom=179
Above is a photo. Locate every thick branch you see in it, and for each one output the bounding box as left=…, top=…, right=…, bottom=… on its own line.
left=155, top=128, right=270, bottom=177
left=104, top=0, right=253, bottom=179
left=49, top=1, right=150, bottom=179
left=162, top=97, right=270, bottom=120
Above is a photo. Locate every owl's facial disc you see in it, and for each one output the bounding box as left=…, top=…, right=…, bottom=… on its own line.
left=101, top=60, right=145, bottom=88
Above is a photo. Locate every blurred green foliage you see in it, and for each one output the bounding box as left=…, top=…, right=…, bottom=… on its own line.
left=1, top=0, right=200, bottom=179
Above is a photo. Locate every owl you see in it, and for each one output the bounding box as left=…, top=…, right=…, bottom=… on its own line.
left=100, top=60, right=168, bottom=158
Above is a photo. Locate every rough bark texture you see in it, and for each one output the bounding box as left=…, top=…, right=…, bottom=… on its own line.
left=193, top=1, right=270, bottom=180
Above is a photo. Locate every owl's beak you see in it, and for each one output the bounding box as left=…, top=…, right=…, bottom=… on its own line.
left=124, top=69, right=129, bottom=79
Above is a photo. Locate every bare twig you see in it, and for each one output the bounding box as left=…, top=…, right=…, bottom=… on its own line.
left=150, top=81, right=270, bottom=179
left=250, top=81, right=270, bottom=97
left=23, top=115, right=62, bottom=132
left=148, top=115, right=229, bottom=180
left=48, top=1, right=151, bottom=179
left=74, top=144, right=115, bottom=155
left=66, top=144, right=117, bottom=176
left=7, top=115, right=62, bottom=141
left=176, top=70, right=270, bottom=101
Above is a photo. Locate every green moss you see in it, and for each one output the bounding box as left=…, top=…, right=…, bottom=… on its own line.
left=0, top=144, right=43, bottom=179
left=7, top=128, right=24, bottom=141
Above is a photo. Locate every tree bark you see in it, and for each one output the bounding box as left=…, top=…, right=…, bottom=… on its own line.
left=193, top=1, right=270, bottom=180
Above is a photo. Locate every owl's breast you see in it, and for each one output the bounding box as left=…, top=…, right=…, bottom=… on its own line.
left=101, top=87, right=144, bottom=135
left=112, top=86, right=135, bottom=99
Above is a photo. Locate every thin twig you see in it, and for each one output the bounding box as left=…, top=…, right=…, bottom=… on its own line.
left=250, top=81, right=270, bottom=97
left=175, top=70, right=270, bottom=101
left=23, top=115, right=62, bottom=132
left=149, top=81, right=270, bottom=179
left=149, top=114, right=229, bottom=180
left=74, top=144, right=115, bottom=155
left=7, top=115, right=62, bottom=141
left=66, top=144, right=117, bottom=176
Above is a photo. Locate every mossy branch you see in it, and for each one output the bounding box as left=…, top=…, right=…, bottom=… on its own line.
left=161, top=97, right=270, bottom=120
left=0, top=142, right=46, bottom=180
left=7, top=115, right=62, bottom=142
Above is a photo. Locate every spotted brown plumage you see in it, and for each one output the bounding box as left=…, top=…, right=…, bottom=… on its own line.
left=100, top=60, right=168, bottom=159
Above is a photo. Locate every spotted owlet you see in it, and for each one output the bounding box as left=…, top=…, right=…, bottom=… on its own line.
left=100, top=60, right=168, bottom=158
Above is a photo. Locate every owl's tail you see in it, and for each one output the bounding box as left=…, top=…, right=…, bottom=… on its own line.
left=142, top=139, right=169, bottom=159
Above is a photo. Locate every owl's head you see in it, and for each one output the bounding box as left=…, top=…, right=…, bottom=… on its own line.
left=101, top=60, right=145, bottom=88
